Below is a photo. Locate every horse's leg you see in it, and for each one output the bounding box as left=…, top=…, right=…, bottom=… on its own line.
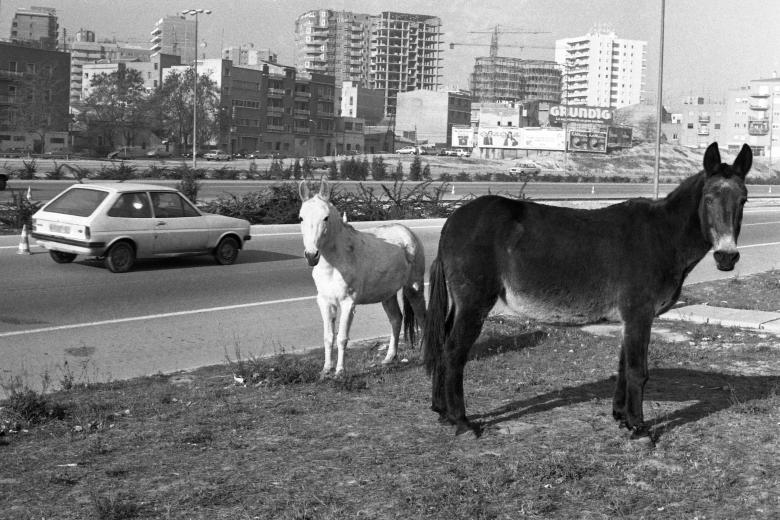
left=404, top=284, right=427, bottom=332
left=444, top=305, right=489, bottom=435
left=381, top=295, right=402, bottom=365
left=317, top=295, right=337, bottom=377
left=613, top=312, right=653, bottom=433
left=334, top=298, right=356, bottom=377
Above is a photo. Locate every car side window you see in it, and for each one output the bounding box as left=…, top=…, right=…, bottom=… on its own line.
left=107, top=193, right=152, bottom=218
left=151, top=192, right=200, bottom=218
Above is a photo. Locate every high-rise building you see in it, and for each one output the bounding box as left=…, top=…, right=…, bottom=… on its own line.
left=469, top=57, right=561, bottom=104
left=150, top=16, right=196, bottom=65
left=10, top=6, right=59, bottom=50
left=555, top=30, right=646, bottom=109
left=370, top=12, right=443, bottom=117
left=294, top=10, right=373, bottom=87
left=69, top=40, right=157, bottom=103
left=223, top=45, right=277, bottom=66
left=294, top=10, right=443, bottom=118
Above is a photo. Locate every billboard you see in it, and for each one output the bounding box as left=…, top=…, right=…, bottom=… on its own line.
left=451, top=127, right=474, bottom=148
left=477, top=126, right=565, bottom=151
left=568, top=130, right=607, bottom=153
left=607, top=126, right=633, bottom=148
left=549, top=105, right=614, bottom=125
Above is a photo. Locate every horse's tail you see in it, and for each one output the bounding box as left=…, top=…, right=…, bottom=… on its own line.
left=422, top=255, right=449, bottom=376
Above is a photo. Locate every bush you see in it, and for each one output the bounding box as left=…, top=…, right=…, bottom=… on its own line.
left=94, top=162, right=137, bottom=181
left=0, top=189, right=43, bottom=230
left=212, top=166, right=237, bottom=180
left=200, top=183, right=301, bottom=224
left=408, top=156, right=422, bottom=181
left=177, top=168, right=201, bottom=202
left=392, top=161, right=404, bottom=181
left=3, top=388, right=66, bottom=425
left=371, top=155, right=387, bottom=181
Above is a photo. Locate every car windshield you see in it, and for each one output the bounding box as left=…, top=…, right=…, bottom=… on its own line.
left=43, top=187, right=109, bottom=217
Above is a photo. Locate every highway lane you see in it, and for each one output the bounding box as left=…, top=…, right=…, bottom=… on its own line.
left=1, top=204, right=778, bottom=395
left=5, top=178, right=780, bottom=204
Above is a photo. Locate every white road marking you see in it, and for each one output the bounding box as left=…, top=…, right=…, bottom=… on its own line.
left=0, top=295, right=316, bottom=338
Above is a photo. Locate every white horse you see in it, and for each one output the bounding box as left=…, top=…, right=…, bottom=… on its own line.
left=298, top=179, right=427, bottom=377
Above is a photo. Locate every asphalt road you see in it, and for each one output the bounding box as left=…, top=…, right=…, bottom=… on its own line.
left=1, top=202, right=779, bottom=396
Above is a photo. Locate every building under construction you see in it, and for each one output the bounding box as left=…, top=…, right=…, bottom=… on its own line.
left=470, top=56, right=561, bottom=104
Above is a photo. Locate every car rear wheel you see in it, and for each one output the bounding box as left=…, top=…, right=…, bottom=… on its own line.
left=49, top=250, right=77, bottom=263
left=105, top=241, right=135, bottom=273
left=214, top=236, right=240, bottom=265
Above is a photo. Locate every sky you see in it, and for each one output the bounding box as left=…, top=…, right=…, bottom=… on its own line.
left=2, top=0, right=779, bottom=106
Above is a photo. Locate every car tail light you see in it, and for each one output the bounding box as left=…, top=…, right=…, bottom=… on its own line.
left=84, top=226, right=91, bottom=240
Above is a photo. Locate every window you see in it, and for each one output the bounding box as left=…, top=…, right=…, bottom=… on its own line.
left=151, top=192, right=199, bottom=218
left=44, top=188, right=109, bottom=217
left=107, top=193, right=152, bottom=218
left=687, top=123, right=694, bottom=129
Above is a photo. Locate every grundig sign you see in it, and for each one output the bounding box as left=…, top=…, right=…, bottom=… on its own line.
left=549, top=105, right=614, bottom=124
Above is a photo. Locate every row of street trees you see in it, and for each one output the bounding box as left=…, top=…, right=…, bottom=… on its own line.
left=75, top=67, right=222, bottom=155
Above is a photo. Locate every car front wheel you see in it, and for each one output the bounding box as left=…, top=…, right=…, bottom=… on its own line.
left=105, top=241, right=135, bottom=273
left=214, top=236, right=240, bottom=265
left=49, top=250, right=77, bottom=263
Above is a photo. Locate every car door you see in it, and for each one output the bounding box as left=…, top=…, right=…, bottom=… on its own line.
left=149, top=191, right=209, bottom=254
left=105, top=192, right=156, bottom=255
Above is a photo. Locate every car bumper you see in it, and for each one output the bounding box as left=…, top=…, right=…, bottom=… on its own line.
left=32, top=232, right=106, bottom=255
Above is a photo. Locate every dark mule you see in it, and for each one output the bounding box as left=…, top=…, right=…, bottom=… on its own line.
left=423, top=142, right=752, bottom=436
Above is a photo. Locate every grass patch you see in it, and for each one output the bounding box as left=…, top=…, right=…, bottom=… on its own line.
left=1, top=287, right=778, bottom=518
left=680, top=269, right=780, bottom=311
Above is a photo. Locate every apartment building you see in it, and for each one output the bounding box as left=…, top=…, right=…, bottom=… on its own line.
left=150, top=16, right=196, bottom=65
left=725, top=78, right=780, bottom=157
left=470, top=57, right=561, bottom=104
left=223, top=45, right=278, bottom=66
left=340, top=80, right=384, bottom=124
left=370, top=12, right=443, bottom=117
left=671, top=96, right=727, bottom=149
left=81, top=53, right=180, bottom=100
left=294, top=9, right=373, bottom=87
left=555, top=30, right=646, bottom=109
left=0, top=41, right=70, bottom=152
left=10, top=7, right=58, bottom=50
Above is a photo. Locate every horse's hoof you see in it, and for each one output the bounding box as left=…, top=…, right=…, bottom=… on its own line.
left=319, top=370, right=334, bottom=381
left=455, top=421, right=482, bottom=438
left=381, top=358, right=395, bottom=366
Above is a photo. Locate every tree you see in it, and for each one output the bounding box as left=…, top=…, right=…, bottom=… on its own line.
left=10, top=67, right=70, bottom=154
left=371, top=155, right=387, bottom=180
left=77, top=67, right=151, bottom=154
left=150, top=68, right=221, bottom=153
left=408, top=155, right=422, bottom=181
left=392, top=161, right=404, bottom=181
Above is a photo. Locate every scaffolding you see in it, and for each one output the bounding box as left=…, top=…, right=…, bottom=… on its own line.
left=470, top=56, right=561, bottom=104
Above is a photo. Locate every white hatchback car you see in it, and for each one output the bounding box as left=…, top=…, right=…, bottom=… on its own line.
left=32, top=183, right=251, bottom=273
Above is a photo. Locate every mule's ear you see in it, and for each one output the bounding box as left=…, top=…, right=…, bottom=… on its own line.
left=703, top=142, right=721, bottom=176
left=299, top=180, right=311, bottom=201
left=732, top=143, right=752, bottom=179
left=318, top=178, right=331, bottom=200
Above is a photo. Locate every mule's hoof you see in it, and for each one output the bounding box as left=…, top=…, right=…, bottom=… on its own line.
left=455, top=421, right=482, bottom=438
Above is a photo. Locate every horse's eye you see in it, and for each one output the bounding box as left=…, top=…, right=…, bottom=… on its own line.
left=323, top=216, right=329, bottom=222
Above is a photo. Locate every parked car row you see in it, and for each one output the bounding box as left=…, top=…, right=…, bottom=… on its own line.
left=395, top=146, right=471, bottom=157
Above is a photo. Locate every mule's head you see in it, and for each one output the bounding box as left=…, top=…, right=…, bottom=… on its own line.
left=298, top=179, right=337, bottom=266
left=700, top=142, right=751, bottom=271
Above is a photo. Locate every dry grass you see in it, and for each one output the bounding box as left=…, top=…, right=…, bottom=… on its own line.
left=1, top=287, right=779, bottom=518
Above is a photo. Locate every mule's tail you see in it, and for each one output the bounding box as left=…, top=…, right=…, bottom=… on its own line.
left=402, top=291, right=417, bottom=347
left=422, top=256, right=449, bottom=376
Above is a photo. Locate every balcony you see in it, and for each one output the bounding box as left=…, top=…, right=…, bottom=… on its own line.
left=267, top=106, right=283, bottom=114
left=748, top=120, right=769, bottom=136
left=697, top=125, right=710, bottom=136
left=267, top=88, right=285, bottom=97
left=698, top=114, right=710, bottom=123
left=266, top=124, right=285, bottom=131
left=294, top=90, right=311, bottom=98
left=749, top=99, right=769, bottom=110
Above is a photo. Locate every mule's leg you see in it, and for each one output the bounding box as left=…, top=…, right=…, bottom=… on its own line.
left=334, top=298, right=356, bottom=376
left=444, top=306, right=489, bottom=435
left=317, top=296, right=337, bottom=377
left=613, top=313, right=653, bottom=433
left=381, top=295, right=402, bottom=365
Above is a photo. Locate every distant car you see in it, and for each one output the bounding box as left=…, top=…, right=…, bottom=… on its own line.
left=307, top=157, right=328, bottom=169
left=508, top=162, right=541, bottom=176
left=204, top=150, right=231, bottom=161
left=31, top=183, right=251, bottom=273
left=454, top=148, right=471, bottom=157
left=439, top=148, right=470, bottom=157
left=396, top=146, right=418, bottom=155
left=146, top=149, right=172, bottom=158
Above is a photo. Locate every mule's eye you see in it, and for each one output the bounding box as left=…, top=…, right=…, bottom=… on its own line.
left=298, top=216, right=303, bottom=222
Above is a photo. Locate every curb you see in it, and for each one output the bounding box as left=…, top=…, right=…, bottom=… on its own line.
left=660, top=304, right=780, bottom=333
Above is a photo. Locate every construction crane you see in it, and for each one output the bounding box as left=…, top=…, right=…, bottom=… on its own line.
left=449, top=25, right=554, bottom=58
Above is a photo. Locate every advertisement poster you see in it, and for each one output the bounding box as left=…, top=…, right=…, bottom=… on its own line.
left=477, top=126, right=565, bottom=151
left=568, top=130, right=608, bottom=153
left=607, top=126, right=634, bottom=148
left=451, top=127, right=474, bottom=148
left=549, top=105, right=614, bottom=126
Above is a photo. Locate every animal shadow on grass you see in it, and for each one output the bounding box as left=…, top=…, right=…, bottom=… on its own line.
left=475, top=368, right=778, bottom=441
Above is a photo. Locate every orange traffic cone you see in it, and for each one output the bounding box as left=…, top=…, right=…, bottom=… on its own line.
left=17, top=224, right=31, bottom=255
left=26, top=186, right=32, bottom=200
left=342, top=212, right=348, bottom=223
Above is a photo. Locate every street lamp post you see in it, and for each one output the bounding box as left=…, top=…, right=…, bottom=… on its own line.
left=181, top=8, right=212, bottom=169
